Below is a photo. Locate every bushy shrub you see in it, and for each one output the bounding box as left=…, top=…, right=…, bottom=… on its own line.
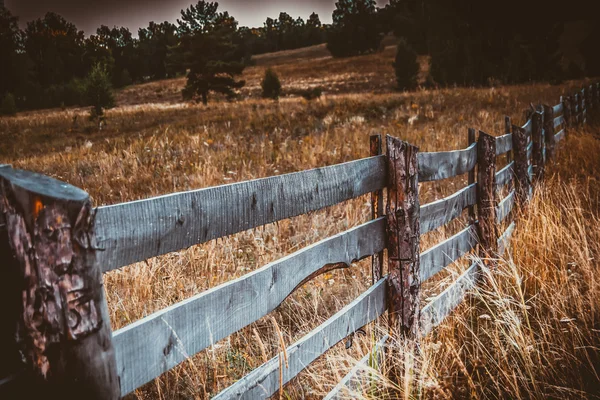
left=85, top=63, right=115, bottom=120
left=393, top=39, right=420, bottom=91
left=298, top=87, right=322, bottom=101
left=261, top=68, right=282, bottom=100
left=0, top=93, right=17, bottom=116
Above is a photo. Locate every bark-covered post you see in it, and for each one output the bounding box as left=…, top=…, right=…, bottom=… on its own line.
left=370, top=134, right=384, bottom=284
left=467, top=128, right=476, bottom=224
left=531, top=111, right=544, bottom=180
left=562, top=96, right=571, bottom=129
left=574, top=93, right=581, bottom=125
left=512, top=125, right=530, bottom=207
left=476, top=132, right=498, bottom=261
left=543, top=105, right=556, bottom=161
left=385, top=135, right=420, bottom=339
left=0, top=168, right=120, bottom=399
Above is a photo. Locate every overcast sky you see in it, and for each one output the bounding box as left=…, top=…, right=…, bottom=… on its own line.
left=6, top=0, right=389, bottom=35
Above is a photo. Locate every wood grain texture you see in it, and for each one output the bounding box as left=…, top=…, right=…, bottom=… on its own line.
left=544, top=105, right=556, bottom=161
left=476, top=132, right=498, bottom=259
left=420, top=225, right=478, bottom=282
left=421, top=262, right=479, bottom=336
left=532, top=111, right=544, bottom=181
left=554, top=115, right=565, bottom=129
left=386, top=136, right=421, bottom=339
left=512, top=125, right=530, bottom=207
left=213, top=278, right=388, bottom=400
left=417, top=143, right=477, bottom=182
left=113, top=218, right=387, bottom=396
left=370, top=135, right=384, bottom=284
left=419, top=184, right=477, bottom=235
left=555, top=130, right=565, bottom=143
left=495, top=134, right=513, bottom=156
left=323, top=335, right=389, bottom=400
left=497, top=221, right=516, bottom=257
left=495, top=161, right=514, bottom=189
left=467, top=129, right=476, bottom=224
left=496, top=190, right=515, bottom=224
left=0, top=168, right=119, bottom=400
left=553, top=103, right=563, bottom=116
left=95, top=156, right=386, bottom=272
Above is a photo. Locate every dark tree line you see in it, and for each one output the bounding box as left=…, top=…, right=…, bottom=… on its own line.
left=1, top=0, right=598, bottom=114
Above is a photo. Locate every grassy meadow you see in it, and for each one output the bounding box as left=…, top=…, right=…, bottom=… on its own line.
left=0, top=44, right=599, bottom=399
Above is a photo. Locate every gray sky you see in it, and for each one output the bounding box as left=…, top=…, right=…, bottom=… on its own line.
left=7, top=0, right=389, bottom=36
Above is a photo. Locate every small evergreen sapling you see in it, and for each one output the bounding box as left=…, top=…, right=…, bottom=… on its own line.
left=261, top=68, right=282, bottom=100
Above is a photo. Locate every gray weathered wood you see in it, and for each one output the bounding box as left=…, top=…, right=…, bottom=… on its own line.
left=496, top=190, right=515, bottom=224
left=419, top=183, right=477, bottom=235
left=495, top=134, right=513, bottom=156
left=554, top=115, right=564, bottom=130
left=370, top=135, right=384, bottom=284
left=504, top=117, right=513, bottom=191
left=543, top=105, right=556, bottom=161
left=213, top=278, right=388, bottom=400
left=113, top=218, right=386, bottom=396
left=555, top=129, right=565, bottom=143
left=467, top=129, right=476, bottom=224
left=0, top=168, right=120, bottom=399
left=95, top=156, right=387, bottom=272
left=512, top=125, right=529, bottom=207
left=421, top=261, right=480, bottom=336
left=553, top=103, right=563, bottom=116
left=420, top=225, right=478, bottom=282
left=562, top=96, right=571, bottom=128
left=497, top=221, right=516, bottom=257
left=476, top=132, right=498, bottom=259
left=495, top=161, right=514, bottom=189
left=417, top=143, right=477, bottom=182
left=526, top=141, right=533, bottom=161
left=532, top=111, right=544, bottom=180
left=522, top=118, right=532, bottom=135
left=386, top=136, right=420, bottom=339
left=322, top=335, right=389, bottom=400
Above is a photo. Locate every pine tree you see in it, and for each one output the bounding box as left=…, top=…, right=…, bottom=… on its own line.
left=85, top=63, right=114, bottom=120
left=327, top=0, right=383, bottom=58
left=175, top=1, right=245, bottom=105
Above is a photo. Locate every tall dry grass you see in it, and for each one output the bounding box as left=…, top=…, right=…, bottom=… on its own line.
left=0, top=43, right=598, bottom=398
left=316, top=130, right=600, bottom=400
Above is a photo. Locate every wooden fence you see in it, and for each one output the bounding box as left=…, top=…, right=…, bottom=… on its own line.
left=0, top=82, right=597, bottom=399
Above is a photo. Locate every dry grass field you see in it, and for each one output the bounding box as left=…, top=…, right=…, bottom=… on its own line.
left=0, top=44, right=599, bottom=399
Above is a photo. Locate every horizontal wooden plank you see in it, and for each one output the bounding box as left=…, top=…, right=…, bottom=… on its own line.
left=555, top=130, right=565, bottom=143
left=553, top=103, right=563, bottom=116
left=420, top=225, right=478, bottom=282
left=495, top=161, right=514, bottom=189
left=554, top=115, right=564, bottom=129
left=95, top=156, right=387, bottom=272
left=420, top=184, right=477, bottom=235
left=323, top=335, right=389, bottom=400
left=417, top=143, right=477, bottom=182
left=497, top=190, right=515, bottom=224
left=421, top=261, right=479, bottom=336
left=497, top=221, right=516, bottom=257
left=495, top=134, right=513, bottom=156
left=214, top=278, right=388, bottom=400
left=113, top=218, right=387, bottom=396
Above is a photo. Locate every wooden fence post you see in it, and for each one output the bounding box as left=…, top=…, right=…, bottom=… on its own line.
left=562, top=96, right=571, bottom=129
left=532, top=111, right=544, bottom=180
left=512, top=125, right=530, bottom=207
left=0, top=168, right=120, bottom=399
left=370, top=134, right=384, bottom=284
left=385, top=135, right=420, bottom=339
left=467, top=128, right=476, bottom=223
left=542, top=105, right=555, bottom=161
left=574, top=93, right=581, bottom=125
left=504, top=117, right=513, bottom=191
left=581, top=88, right=586, bottom=124
left=476, top=132, right=498, bottom=260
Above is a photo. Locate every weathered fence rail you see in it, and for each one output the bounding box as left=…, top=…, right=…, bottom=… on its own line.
left=0, top=83, right=597, bottom=399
